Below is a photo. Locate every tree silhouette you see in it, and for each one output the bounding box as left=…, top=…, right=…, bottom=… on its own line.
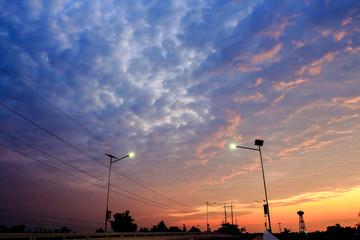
left=54, top=226, right=72, bottom=233
left=0, top=225, right=26, bottom=233
left=110, top=210, right=137, bottom=232
left=169, top=226, right=182, bottom=232
left=151, top=221, right=168, bottom=232
left=188, top=226, right=201, bottom=232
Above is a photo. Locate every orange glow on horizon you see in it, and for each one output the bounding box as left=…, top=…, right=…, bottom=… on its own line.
left=165, top=187, right=360, bottom=233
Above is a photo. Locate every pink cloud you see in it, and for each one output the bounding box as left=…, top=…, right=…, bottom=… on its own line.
left=334, top=31, right=346, bottom=41
left=321, top=29, right=332, bottom=36
left=236, top=64, right=262, bottom=72
left=342, top=17, right=352, bottom=26
left=327, top=114, right=359, bottom=124
left=254, top=78, right=263, bottom=87
left=271, top=187, right=357, bottom=206
left=297, top=51, right=339, bottom=76
left=346, top=46, right=360, bottom=53
left=233, top=92, right=267, bottom=103
left=273, top=78, right=309, bottom=91
left=292, top=40, right=305, bottom=49
left=256, top=15, right=298, bottom=40
left=250, top=43, right=283, bottom=64
left=332, top=96, right=360, bottom=104
left=191, top=109, right=242, bottom=165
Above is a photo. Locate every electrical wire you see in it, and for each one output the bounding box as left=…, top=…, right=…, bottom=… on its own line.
left=1, top=67, right=205, bottom=206
left=0, top=143, right=182, bottom=210
left=0, top=101, right=192, bottom=208
left=0, top=216, right=100, bottom=230
left=1, top=67, right=122, bottom=156
left=0, top=209, right=102, bottom=225
left=0, top=129, right=180, bottom=211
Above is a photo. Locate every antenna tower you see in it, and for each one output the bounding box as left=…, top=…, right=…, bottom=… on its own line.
left=297, top=210, right=307, bottom=234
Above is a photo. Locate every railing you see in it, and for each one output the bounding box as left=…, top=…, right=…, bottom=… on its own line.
left=0, top=231, right=231, bottom=240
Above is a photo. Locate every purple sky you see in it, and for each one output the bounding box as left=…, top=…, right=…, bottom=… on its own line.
left=0, top=0, right=360, bottom=233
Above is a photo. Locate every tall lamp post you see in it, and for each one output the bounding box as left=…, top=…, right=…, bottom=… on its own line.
left=230, top=139, right=272, bottom=233
left=105, top=153, right=134, bottom=232
left=206, top=202, right=216, bottom=232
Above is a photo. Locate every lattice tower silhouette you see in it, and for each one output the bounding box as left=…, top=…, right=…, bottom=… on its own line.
left=297, top=210, right=307, bottom=234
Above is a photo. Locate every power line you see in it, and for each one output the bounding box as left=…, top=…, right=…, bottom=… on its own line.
left=0, top=143, right=182, bottom=210
left=0, top=101, right=106, bottom=167
left=0, top=209, right=102, bottom=225
left=0, top=129, right=180, bottom=211
left=0, top=67, right=123, bottom=155
left=111, top=167, right=192, bottom=208
left=0, top=216, right=100, bottom=230
left=0, top=101, right=192, bottom=208
left=1, top=67, right=201, bottom=207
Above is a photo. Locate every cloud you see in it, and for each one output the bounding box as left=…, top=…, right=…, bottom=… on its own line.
left=1, top=0, right=360, bottom=232
left=191, top=109, right=242, bottom=165
left=297, top=51, right=339, bottom=76
left=273, top=78, right=309, bottom=91
left=271, top=187, right=359, bottom=207
left=250, top=43, right=283, bottom=64
left=332, top=96, right=360, bottom=109
left=256, top=14, right=298, bottom=40
left=233, top=92, right=267, bottom=104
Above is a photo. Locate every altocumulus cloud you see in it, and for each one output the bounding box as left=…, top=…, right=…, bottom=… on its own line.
left=0, top=0, right=360, bottom=232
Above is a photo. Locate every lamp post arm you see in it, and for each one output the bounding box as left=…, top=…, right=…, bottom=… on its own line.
left=236, top=146, right=259, bottom=151
left=111, top=154, right=130, bottom=163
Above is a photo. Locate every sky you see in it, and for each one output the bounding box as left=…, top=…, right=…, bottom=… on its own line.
left=0, top=0, right=360, bottom=234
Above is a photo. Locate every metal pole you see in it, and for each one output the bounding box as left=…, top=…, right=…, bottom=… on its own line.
left=278, top=222, right=282, bottom=233
left=259, top=146, right=272, bottom=233
left=105, top=157, right=113, bottom=232
left=206, top=203, right=209, bottom=231
left=231, top=203, right=233, bottom=225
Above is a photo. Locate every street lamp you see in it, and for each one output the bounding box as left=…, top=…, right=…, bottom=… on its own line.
left=230, top=139, right=272, bottom=233
left=104, top=152, right=135, bottom=232
left=206, top=202, right=216, bottom=232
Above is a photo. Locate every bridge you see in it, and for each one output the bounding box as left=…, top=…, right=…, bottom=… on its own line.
left=0, top=232, right=237, bottom=240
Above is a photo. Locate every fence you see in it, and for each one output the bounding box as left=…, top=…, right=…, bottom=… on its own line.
left=0, top=231, right=229, bottom=240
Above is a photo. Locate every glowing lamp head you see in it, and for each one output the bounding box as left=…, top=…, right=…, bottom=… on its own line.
left=128, top=152, right=135, bottom=158
left=230, top=144, right=237, bottom=149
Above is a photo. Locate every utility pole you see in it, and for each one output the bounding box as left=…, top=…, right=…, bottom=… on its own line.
left=231, top=203, right=234, bottom=225
left=206, top=202, right=216, bottom=232
left=278, top=223, right=282, bottom=233
left=223, top=203, right=234, bottom=225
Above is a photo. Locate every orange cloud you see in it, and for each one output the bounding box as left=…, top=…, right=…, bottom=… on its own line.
left=220, top=170, right=248, bottom=182
left=273, top=78, right=309, bottom=91
left=332, top=96, right=360, bottom=109
left=236, top=64, right=262, bottom=72
left=256, top=15, right=297, bottom=40
left=191, top=109, right=242, bottom=165
left=320, top=28, right=347, bottom=42
left=327, top=114, right=359, bottom=125
left=334, top=31, right=346, bottom=41
left=342, top=17, right=352, bottom=26
left=250, top=43, right=283, bottom=64
left=321, top=29, right=331, bottom=36
left=254, top=78, right=263, bottom=87
left=292, top=40, right=305, bottom=49
left=297, top=51, right=339, bottom=76
left=271, top=186, right=360, bottom=207
left=233, top=92, right=266, bottom=103
left=346, top=46, right=360, bottom=54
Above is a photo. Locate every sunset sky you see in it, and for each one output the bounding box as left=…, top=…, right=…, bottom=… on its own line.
left=0, top=0, right=359, bottom=234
